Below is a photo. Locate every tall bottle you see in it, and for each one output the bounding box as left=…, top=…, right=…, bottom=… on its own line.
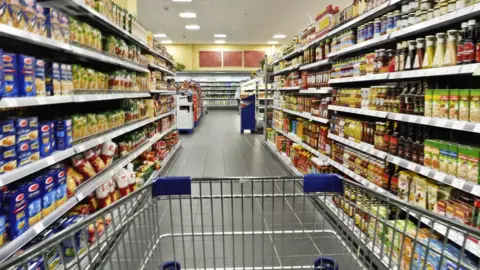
left=413, top=38, right=425, bottom=69
left=405, top=123, right=414, bottom=161
left=399, top=82, right=410, bottom=113
left=414, top=81, right=425, bottom=115
left=406, top=82, right=418, bottom=115
left=399, top=41, right=408, bottom=71
left=463, top=19, right=476, bottom=64
left=457, top=22, right=468, bottom=65
left=443, top=30, right=458, bottom=66
left=423, top=35, right=436, bottom=69
left=389, top=121, right=400, bottom=155
left=397, top=123, right=407, bottom=158
left=395, top=42, right=402, bottom=71
left=432, top=32, right=446, bottom=68
left=405, top=40, right=417, bottom=70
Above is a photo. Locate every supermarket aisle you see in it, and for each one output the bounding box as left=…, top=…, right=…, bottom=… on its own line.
left=165, top=109, right=289, bottom=177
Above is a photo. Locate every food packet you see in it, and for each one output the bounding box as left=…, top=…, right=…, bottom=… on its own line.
left=85, top=114, right=98, bottom=136
left=72, top=115, right=87, bottom=140
left=95, top=182, right=112, bottom=209
left=67, top=166, right=85, bottom=186
left=101, top=141, right=117, bottom=166
left=113, top=169, right=130, bottom=197
left=71, top=154, right=96, bottom=179
left=84, top=149, right=106, bottom=173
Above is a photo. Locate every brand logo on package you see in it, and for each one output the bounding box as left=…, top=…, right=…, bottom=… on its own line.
left=3, top=55, right=12, bottom=62
left=41, top=125, right=49, bottom=132
left=19, top=143, right=28, bottom=151
left=19, top=120, right=27, bottom=127
left=24, top=58, right=33, bottom=65
left=29, top=183, right=39, bottom=192
left=37, top=60, right=44, bottom=67
left=59, top=171, right=65, bottom=178
left=16, top=193, right=24, bottom=202
left=45, top=176, right=53, bottom=185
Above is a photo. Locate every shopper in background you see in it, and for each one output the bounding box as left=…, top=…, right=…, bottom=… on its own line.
left=235, top=87, right=241, bottom=107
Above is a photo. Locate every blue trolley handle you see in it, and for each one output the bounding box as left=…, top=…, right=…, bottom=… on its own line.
left=314, top=256, right=339, bottom=270
left=159, top=261, right=181, bottom=270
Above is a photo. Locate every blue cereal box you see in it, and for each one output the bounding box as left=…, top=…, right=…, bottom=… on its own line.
left=59, top=216, right=87, bottom=259
left=41, top=172, right=56, bottom=217
left=18, top=54, right=35, bottom=97
left=28, top=228, right=61, bottom=269
left=15, top=117, right=37, bottom=143
left=35, top=58, right=45, bottom=96
left=45, top=61, right=60, bottom=96
left=6, top=0, right=23, bottom=29
left=35, top=3, right=46, bottom=37
left=52, top=168, right=67, bottom=207
left=59, top=12, right=69, bottom=44
left=60, top=63, right=68, bottom=95
left=0, top=146, right=15, bottom=160
left=25, top=177, right=42, bottom=226
left=20, top=0, right=36, bottom=33
left=3, top=52, right=17, bottom=97
left=55, top=119, right=72, bottom=150
left=44, top=7, right=60, bottom=41
left=29, top=139, right=39, bottom=162
left=0, top=155, right=17, bottom=174
left=49, top=121, right=55, bottom=150
left=3, top=187, right=29, bottom=239
left=0, top=49, right=5, bottom=98
left=38, top=122, right=52, bottom=157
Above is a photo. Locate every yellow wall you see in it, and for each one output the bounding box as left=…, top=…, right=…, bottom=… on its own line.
left=113, top=0, right=137, bottom=15
left=165, top=44, right=278, bottom=71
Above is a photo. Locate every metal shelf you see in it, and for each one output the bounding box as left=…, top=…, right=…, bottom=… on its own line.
left=150, top=90, right=177, bottom=94
left=204, top=98, right=235, bottom=100
left=276, top=86, right=301, bottom=91
left=328, top=35, right=390, bottom=58
left=298, top=87, right=332, bottom=94
left=0, top=127, right=176, bottom=263
left=299, top=59, right=330, bottom=70
left=328, top=105, right=389, bottom=118
left=272, top=126, right=329, bottom=161
left=148, top=63, right=176, bottom=76
left=327, top=133, right=388, bottom=159
left=272, top=63, right=302, bottom=75
left=73, top=92, right=151, bottom=102
left=274, top=107, right=329, bottom=124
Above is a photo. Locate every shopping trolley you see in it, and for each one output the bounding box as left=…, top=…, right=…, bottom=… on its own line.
left=1, top=174, right=480, bottom=270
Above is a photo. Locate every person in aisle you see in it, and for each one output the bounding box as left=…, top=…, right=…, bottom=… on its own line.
left=235, top=87, right=241, bottom=107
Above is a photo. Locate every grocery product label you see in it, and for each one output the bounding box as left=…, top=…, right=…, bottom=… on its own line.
left=7, top=0, right=23, bottom=29
left=45, top=61, right=60, bottom=96
left=35, top=3, right=46, bottom=37
left=466, top=148, right=479, bottom=183
left=469, top=90, right=480, bottom=122
left=3, top=52, right=17, bottom=97
left=459, top=89, right=470, bottom=121
left=41, top=174, right=56, bottom=217
left=26, top=177, right=42, bottom=226
left=18, top=54, right=36, bottom=97
left=448, top=89, right=459, bottom=120
left=45, top=8, right=61, bottom=41
left=20, top=0, right=36, bottom=33
left=35, top=59, right=45, bottom=96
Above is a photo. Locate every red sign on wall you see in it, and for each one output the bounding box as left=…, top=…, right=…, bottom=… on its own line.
left=244, top=51, right=265, bottom=68
left=223, top=51, right=243, bottom=67
left=199, top=51, right=222, bottom=67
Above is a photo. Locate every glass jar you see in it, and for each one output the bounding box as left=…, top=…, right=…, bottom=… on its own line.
left=427, top=9, right=434, bottom=20
left=408, top=12, right=416, bottom=26
left=393, top=10, right=401, bottom=30
left=358, top=25, right=364, bottom=42
left=415, top=10, right=422, bottom=23
left=367, top=22, right=374, bottom=40
left=405, top=40, right=417, bottom=70
left=447, top=0, right=456, bottom=12
left=374, top=18, right=382, bottom=38
left=420, top=11, right=428, bottom=21
left=432, top=32, right=446, bottom=67
left=420, top=0, right=433, bottom=10
left=439, top=2, right=448, bottom=15
left=423, top=35, right=436, bottom=69
left=433, top=6, right=441, bottom=17
left=401, top=15, right=409, bottom=28
left=381, top=15, right=388, bottom=35
left=409, top=0, right=418, bottom=12
left=387, top=13, right=394, bottom=34
left=414, top=38, right=425, bottom=69
left=443, top=29, right=458, bottom=66
left=401, top=0, right=410, bottom=14
left=456, top=0, right=465, bottom=9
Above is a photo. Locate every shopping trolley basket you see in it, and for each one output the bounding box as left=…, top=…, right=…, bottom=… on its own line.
left=1, top=174, right=480, bottom=270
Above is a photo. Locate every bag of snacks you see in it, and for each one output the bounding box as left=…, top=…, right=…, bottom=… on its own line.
left=113, top=169, right=130, bottom=197
left=95, top=182, right=112, bottom=209
left=84, top=149, right=106, bottom=173
left=85, top=114, right=98, bottom=136
left=101, top=141, right=117, bottom=166
left=72, top=154, right=96, bottom=179
left=96, top=113, right=108, bottom=132
left=72, top=115, right=87, bottom=140
left=67, top=166, right=85, bottom=186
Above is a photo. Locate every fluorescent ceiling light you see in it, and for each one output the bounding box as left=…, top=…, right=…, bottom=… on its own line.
left=215, top=40, right=226, bottom=44
left=268, top=41, right=279, bottom=44
left=185, top=24, right=200, bottom=30
left=179, top=12, right=196, bottom=18
left=153, top=33, right=167, bottom=37
left=214, top=34, right=226, bottom=38
left=161, top=40, right=173, bottom=44
left=273, top=34, right=286, bottom=39
left=172, top=0, right=191, bottom=2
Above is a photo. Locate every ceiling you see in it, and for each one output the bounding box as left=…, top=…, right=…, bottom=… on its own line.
left=137, top=0, right=350, bottom=45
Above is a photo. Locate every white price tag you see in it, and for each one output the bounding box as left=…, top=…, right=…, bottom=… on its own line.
left=436, top=119, right=447, bottom=127
left=452, top=121, right=466, bottom=130
left=474, top=124, right=480, bottom=133
left=407, top=162, right=416, bottom=171
left=46, top=156, right=55, bottom=165
left=451, top=178, right=464, bottom=189
left=34, top=223, right=45, bottom=234
left=471, top=185, right=480, bottom=197
left=420, top=117, right=430, bottom=125
left=434, top=172, right=446, bottom=182
left=5, top=98, right=18, bottom=107
left=408, top=115, right=417, bottom=123
left=37, top=97, right=47, bottom=105
left=420, top=167, right=429, bottom=175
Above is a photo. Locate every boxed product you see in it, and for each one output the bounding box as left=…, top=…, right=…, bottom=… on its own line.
left=6, top=0, right=23, bottom=29
left=0, top=1, right=6, bottom=25
left=41, top=172, right=56, bottom=217
left=35, top=3, right=46, bottom=37
left=55, top=119, right=72, bottom=150
left=448, top=144, right=458, bottom=176
left=45, top=61, right=60, bottom=96
left=60, top=63, right=71, bottom=95
left=38, top=121, right=53, bottom=157
left=44, top=7, right=61, bottom=41
left=3, top=187, right=29, bottom=239
left=59, top=12, right=69, bottom=43
left=16, top=140, right=31, bottom=167
left=424, top=88, right=433, bottom=117
left=35, top=59, right=46, bottom=96
left=20, top=0, right=36, bottom=33
left=25, top=177, right=42, bottom=226
left=459, top=89, right=470, bottom=121
left=18, top=54, right=36, bottom=97
left=52, top=168, right=67, bottom=207
left=470, top=89, right=480, bottom=122
left=27, top=228, right=61, bottom=269
left=448, top=89, right=459, bottom=120
left=57, top=216, right=87, bottom=259
left=3, top=52, right=17, bottom=97
left=15, top=117, right=37, bottom=144
left=0, top=215, right=6, bottom=247
left=413, top=175, right=427, bottom=209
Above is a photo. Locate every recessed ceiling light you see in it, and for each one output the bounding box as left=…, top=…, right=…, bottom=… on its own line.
left=215, top=40, right=226, bottom=44
left=185, top=24, right=200, bottom=30
left=172, top=0, right=191, bottom=2
left=161, top=40, right=173, bottom=44
left=214, top=34, right=226, bottom=38
left=273, top=34, right=286, bottom=39
left=268, top=41, right=279, bottom=44
left=179, top=12, right=196, bottom=18
left=153, top=33, right=167, bottom=38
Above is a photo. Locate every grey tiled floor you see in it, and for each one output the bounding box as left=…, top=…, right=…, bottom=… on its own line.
left=164, top=110, right=289, bottom=177
left=104, top=110, right=361, bottom=270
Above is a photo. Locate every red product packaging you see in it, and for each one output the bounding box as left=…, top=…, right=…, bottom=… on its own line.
left=95, top=182, right=112, bottom=209
left=84, top=149, right=106, bottom=173
left=71, top=154, right=96, bottom=179
left=100, top=141, right=117, bottom=166
left=113, top=169, right=130, bottom=197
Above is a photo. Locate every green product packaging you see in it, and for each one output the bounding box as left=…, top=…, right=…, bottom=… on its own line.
left=430, top=140, right=440, bottom=170
left=424, top=140, right=432, bottom=168
left=449, top=89, right=459, bottom=120
left=438, top=141, right=450, bottom=173
left=448, top=144, right=458, bottom=176
left=424, top=88, right=433, bottom=117
left=459, top=89, right=470, bottom=121
left=470, top=90, right=480, bottom=122
left=432, top=90, right=449, bottom=119
left=466, top=147, right=480, bottom=183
